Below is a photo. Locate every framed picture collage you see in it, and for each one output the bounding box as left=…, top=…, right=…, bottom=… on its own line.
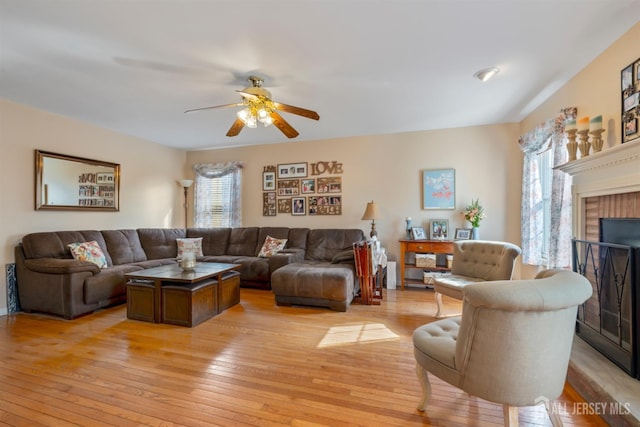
left=622, top=57, right=640, bottom=144
left=262, top=162, right=343, bottom=216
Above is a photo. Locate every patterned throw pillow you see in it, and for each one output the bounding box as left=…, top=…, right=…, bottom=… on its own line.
left=257, top=235, right=288, bottom=257
left=176, top=237, right=204, bottom=258
left=67, top=241, right=108, bottom=268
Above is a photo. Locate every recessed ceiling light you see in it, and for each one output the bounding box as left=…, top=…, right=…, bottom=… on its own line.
left=474, top=67, right=500, bottom=82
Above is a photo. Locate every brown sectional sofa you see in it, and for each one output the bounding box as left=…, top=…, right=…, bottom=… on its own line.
left=15, top=227, right=365, bottom=319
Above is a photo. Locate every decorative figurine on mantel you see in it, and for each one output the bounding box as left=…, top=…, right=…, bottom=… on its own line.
left=406, top=217, right=413, bottom=239
left=577, top=116, right=591, bottom=158
left=589, top=115, right=605, bottom=153
left=565, top=119, right=578, bottom=161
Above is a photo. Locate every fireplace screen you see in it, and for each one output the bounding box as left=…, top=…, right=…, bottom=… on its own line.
left=572, top=239, right=638, bottom=379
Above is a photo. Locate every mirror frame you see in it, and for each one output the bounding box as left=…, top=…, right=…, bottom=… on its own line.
left=35, top=150, right=121, bottom=211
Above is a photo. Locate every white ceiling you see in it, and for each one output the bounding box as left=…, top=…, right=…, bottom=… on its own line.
left=1, top=1, right=639, bottom=151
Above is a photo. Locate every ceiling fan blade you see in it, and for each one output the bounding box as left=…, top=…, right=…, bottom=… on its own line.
left=236, top=90, right=260, bottom=101
left=226, top=118, right=245, bottom=137
left=273, top=102, right=320, bottom=120
left=184, top=103, right=243, bottom=114
left=270, top=111, right=299, bottom=138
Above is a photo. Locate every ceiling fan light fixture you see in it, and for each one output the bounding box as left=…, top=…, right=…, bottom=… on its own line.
left=474, top=67, right=500, bottom=82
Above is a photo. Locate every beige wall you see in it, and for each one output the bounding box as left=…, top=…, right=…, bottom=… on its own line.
left=0, top=99, right=187, bottom=314
left=522, top=23, right=639, bottom=149
left=186, top=123, right=524, bottom=270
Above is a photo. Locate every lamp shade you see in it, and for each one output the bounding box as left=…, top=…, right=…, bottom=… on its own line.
left=361, top=201, right=380, bottom=221
left=178, top=179, right=194, bottom=188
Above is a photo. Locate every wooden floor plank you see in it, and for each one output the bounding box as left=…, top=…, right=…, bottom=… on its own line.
left=0, top=287, right=607, bottom=426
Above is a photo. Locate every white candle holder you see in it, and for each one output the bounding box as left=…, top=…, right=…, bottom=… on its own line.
left=589, top=129, right=605, bottom=153
left=565, top=129, right=578, bottom=161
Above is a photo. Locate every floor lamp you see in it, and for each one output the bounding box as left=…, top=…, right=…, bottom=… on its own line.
left=178, top=179, right=193, bottom=229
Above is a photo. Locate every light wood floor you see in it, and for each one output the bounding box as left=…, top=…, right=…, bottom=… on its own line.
left=0, top=288, right=607, bottom=427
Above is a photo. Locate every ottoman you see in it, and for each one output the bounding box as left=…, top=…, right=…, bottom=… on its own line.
left=271, top=262, right=357, bottom=312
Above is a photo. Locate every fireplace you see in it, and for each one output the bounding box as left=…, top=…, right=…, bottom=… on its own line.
left=572, top=218, right=640, bottom=378
left=557, top=140, right=640, bottom=380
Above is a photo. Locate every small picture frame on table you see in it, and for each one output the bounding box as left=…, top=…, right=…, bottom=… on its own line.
left=430, top=219, right=449, bottom=240
left=411, top=227, right=426, bottom=240
left=455, top=228, right=472, bottom=240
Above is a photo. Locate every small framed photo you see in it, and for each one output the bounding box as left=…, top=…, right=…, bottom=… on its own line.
left=625, top=118, right=638, bottom=136
left=455, top=228, right=472, bottom=240
left=292, top=197, right=306, bottom=216
left=277, top=162, right=308, bottom=178
left=430, top=219, right=449, bottom=240
left=263, top=171, right=276, bottom=191
left=624, top=92, right=639, bottom=111
left=411, top=227, right=426, bottom=240
left=301, top=178, right=316, bottom=194
left=622, top=64, right=633, bottom=90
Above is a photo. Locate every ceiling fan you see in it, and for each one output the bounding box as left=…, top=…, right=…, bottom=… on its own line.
left=184, top=76, right=320, bottom=138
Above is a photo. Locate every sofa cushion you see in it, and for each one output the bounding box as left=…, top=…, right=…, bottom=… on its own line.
left=83, top=264, right=141, bottom=305
left=305, top=229, right=366, bottom=262
left=176, top=237, right=204, bottom=257
left=258, top=235, right=288, bottom=257
left=21, top=230, right=112, bottom=265
left=68, top=241, right=108, bottom=268
left=227, top=227, right=259, bottom=256
left=101, top=229, right=147, bottom=265
left=287, top=228, right=310, bottom=250
left=137, top=228, right=186, bottom=259
left=256, top=227, right=291, bottom=254
left=187, top=228, right=231, bottom=256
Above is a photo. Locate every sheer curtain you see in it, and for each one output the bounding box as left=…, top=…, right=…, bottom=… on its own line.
left=192, top=162, right=243, bottom=227
left=518, top=107, right=576, bottom=268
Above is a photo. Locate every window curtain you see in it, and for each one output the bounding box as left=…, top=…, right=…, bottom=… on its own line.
left=518, top=107, right=576, bottom=268
left=192, top=161, right=243, bottom=227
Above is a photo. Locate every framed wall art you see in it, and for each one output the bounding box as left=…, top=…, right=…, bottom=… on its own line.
left=277, top=179, right=300, bottom=196
left=422, top=168, right=455, bottom=210
left=622, top=57, right=640, bottom=144
left=263, top=192, right=276, bottom=216
left=263, top=171, right=276, bottom=191
left=277, top=198, right=292, bottom=214
left=317, top=177, right=341, bottom=193
left=292, top=197, right=306, bottom=215
left=301, top=178, right=316, bottom=194
left=430, top=219, right=449, bottom=240
left=277, top=162, right=308, bottom=178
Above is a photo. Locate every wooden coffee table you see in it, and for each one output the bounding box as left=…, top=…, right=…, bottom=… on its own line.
left=125, top=263, right=241, bottom=327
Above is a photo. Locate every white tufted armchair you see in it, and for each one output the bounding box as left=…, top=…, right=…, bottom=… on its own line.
left=413, top=269, right=592, bottom=426
left=433, top=240, right=521, bottom=317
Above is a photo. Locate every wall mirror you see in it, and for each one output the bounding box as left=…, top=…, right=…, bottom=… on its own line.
left=35, top=150, right=120, bottom=211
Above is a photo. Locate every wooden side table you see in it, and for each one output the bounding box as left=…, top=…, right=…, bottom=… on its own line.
left=399, top=239, right=454, bottom=290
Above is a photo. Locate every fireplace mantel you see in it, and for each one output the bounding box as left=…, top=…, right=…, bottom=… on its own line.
left=556, top=140, right=640, bottom=240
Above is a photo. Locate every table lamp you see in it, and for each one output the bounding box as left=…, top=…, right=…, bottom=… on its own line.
left=361, top=200, right=380, bottom=238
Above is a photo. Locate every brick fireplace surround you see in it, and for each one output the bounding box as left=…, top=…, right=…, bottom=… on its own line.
left=558, top=140, right=640, bottom=426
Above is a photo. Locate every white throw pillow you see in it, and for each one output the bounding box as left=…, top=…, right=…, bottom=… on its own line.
left=176, top=237, right=204, bottom=257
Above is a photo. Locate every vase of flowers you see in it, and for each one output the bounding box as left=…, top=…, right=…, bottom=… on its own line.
left=464, top=199, right=486, bottom=240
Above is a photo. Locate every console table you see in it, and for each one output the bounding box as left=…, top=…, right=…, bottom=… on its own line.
left=399, top=239, right=454, bottom=290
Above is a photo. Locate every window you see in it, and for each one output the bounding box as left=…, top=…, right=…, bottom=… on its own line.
left=193, top=162, right=242, bottom=228
left=538, top=143, right=553, bottom=263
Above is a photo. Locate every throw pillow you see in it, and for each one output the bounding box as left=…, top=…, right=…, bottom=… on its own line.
left=68, top=241, right=108, bottom=268
left=257, top=235, right=288, bottom=257
left=176, top=237, right=204, bottom=258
